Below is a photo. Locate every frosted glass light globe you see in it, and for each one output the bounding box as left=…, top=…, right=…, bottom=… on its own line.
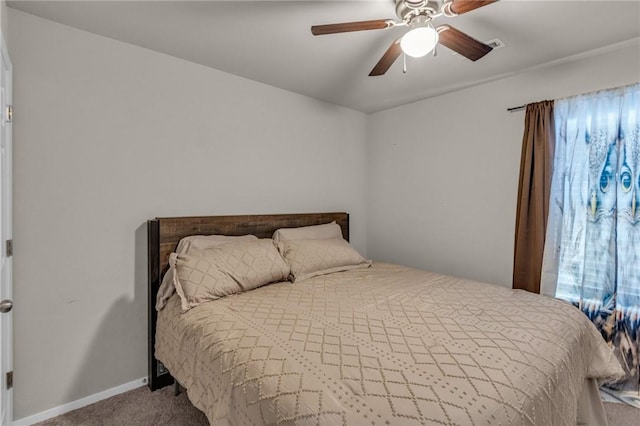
left=400, top=27, right=439, bottom=58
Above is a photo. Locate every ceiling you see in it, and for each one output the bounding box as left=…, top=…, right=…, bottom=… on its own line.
left=8, top=0, right=640, bottom=113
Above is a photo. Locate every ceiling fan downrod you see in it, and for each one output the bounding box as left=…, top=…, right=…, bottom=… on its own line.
left=396, top=0, right=440, bottom=23
left=406, top=0, right=428, bottom=7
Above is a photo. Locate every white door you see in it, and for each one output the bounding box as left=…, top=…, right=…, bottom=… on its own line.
left=0, top=36, right=13, bottom=426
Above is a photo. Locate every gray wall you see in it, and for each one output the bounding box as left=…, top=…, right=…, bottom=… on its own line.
left=1, top=1, right=7, bottom=40
left=366, top=41, right=640, bottom=288
left=9, top=9, right=367, bottom=419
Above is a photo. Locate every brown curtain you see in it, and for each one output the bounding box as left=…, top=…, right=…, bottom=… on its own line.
left=513, top=101, right=555, bottom=293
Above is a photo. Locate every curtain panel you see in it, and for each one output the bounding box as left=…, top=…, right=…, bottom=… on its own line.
left=541, top=83, right=640, bottom=404
left=513, top=101, right=555, bottom=294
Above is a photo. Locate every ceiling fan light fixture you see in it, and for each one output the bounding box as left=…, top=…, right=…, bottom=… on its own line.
left=400, top=26, right=439, bottom=58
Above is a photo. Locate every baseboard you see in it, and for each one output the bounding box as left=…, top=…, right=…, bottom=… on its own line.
left=12, top=377, right=147, bottom=426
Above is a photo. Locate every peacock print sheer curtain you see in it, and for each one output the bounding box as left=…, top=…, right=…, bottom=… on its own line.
left=541, top=83, right=640, bottom=405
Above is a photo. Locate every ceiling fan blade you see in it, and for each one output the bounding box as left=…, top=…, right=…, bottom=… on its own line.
left=437, top=25, right=493, bottom=61
left=311, top=19, right=394, bottom=36
left=369, top=39, right=402, bottom=76
left=444, top=0, right=498, bottom=15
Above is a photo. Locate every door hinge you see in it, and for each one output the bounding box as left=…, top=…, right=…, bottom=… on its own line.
left=6, top=239, right=12, bottom=257
left=6, top=371, right=12, bottom=389
left=5, top=105, right=12, bottom=123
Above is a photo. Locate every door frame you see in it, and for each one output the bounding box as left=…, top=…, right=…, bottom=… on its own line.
left=0, top=33, right=13, bottom=426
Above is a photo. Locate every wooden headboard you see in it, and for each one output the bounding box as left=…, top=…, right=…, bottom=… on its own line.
left=147, top=212, right=349, bottom=390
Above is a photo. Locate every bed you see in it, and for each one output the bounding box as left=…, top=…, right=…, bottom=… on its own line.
left=148, top=212, right=623, bottom=425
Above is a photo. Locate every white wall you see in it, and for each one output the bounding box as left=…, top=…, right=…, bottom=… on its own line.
left=8, top=9, right=367, bottom=419
left=367, top=41, right=640, bottom=288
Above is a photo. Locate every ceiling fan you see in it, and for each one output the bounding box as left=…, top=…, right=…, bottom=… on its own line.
left=311, top=0, right=498, bottom=76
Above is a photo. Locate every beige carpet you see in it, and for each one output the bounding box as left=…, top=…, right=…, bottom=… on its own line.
left=34, top=385, right=639, bottom=426
left=34, top=386, right=207, bottom=426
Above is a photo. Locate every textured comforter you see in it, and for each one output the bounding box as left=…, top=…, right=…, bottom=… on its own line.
left=156, top=263, right=623, bottom=425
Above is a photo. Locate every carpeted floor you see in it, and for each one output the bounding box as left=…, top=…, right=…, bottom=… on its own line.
left=33, top=385, right=640, bottom=426
left=34, top=386, right=207, bottom=426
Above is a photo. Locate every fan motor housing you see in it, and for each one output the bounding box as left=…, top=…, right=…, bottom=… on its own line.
left=395, top=0, right=441, bottom=21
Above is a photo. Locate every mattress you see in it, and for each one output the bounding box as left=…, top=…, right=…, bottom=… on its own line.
left=155, top=263, right=623, bottom=425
